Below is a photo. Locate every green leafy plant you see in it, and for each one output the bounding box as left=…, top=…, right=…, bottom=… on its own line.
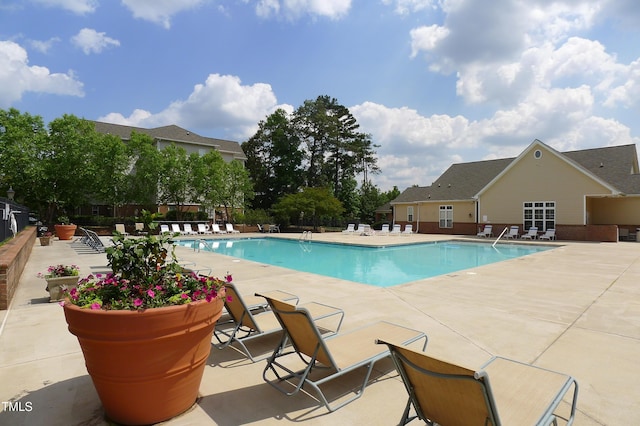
left=64, top=233, right=227, bottom=310
left=57, top=216, right=71, bottom=225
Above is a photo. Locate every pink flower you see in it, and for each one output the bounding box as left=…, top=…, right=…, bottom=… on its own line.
left=180, top=293, right=189, bottom=299
left=90, top=303, right=101, bottom=310
left=134, top=298, right=143, bottom=307
left=225, top=274, right=233, bottom=283
left=147, top=289, right=155, bottom=298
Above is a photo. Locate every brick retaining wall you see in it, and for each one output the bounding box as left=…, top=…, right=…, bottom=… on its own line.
left=0, top=226, right=36, bottom=310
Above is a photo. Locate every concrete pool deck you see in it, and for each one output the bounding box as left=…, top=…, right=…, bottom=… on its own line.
left=1, top=232, right=639, bottom=425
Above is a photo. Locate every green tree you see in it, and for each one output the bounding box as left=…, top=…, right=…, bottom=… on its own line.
left=157, top=144, right=191, bottom=220
left=124, top=132, right=162, bottom=206
left=292, top=95, right=380, bottom=216
left=272, top=187, right=344, bottom=230
left=43, top=115, right=102, bottom=221
left=90, top=132, right=130, bottom=217
left=242, top=108, right=303, bottom=210
left=219, top=160, right=253, bottom=223
left=0, top=108, right=48, bottom=212
left=190, top=150, right=225, bottom=218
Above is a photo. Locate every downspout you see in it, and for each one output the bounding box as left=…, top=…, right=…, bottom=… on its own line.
left=416, top=202, right=420, bottom=233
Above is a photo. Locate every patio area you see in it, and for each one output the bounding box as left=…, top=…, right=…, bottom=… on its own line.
left=1, top=232, right=639, bottom=425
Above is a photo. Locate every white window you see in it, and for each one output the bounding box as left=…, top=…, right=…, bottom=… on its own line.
left=439, top=205, right=453, bottom=228
left=523, top=201, right=555, bottom=231
left=407, top=206, right=414, bottom=222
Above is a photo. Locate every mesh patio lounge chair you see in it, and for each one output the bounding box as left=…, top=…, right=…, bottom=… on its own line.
left=376, top=339, right=578, bottom=425
left=213, top=283, right=344, bottom=362
left=260, top=295, right=428, bottom=412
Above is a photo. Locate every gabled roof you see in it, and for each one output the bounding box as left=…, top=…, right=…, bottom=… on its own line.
left=91, top=121, right=247, bottom=160
left=392, top=141, right=640, bottom=204
left=392, top=158, right=513, bottom=203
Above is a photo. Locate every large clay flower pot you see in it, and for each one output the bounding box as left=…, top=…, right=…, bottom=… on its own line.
left=63, top=297, right=224, bottom=425
left=54, top=224, right=77, bottom=240
left=45, top=275, right=79, bottom=302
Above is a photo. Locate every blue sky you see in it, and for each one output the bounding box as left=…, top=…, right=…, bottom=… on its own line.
left=2, top=0, right=640, bottom=191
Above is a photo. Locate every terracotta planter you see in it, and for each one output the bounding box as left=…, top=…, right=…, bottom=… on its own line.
left=39, top=236, right=52, bottom=246
left=63, top=297, right=224, bottom=425
left=45, top=275, right=79, bottom=302
left=54, top=224, right=77, bottom=240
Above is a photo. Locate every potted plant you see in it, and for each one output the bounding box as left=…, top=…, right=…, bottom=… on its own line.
left=38, top=231, right=53, bottom=246
left=38, top=264, right=80, bottom=302
left=62, top=231, right=227, bottom=425
left=54, top=216, right=77, bottom=240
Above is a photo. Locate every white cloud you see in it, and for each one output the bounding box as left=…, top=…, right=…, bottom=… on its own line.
left=351, top=82, right=638, bottom=191
left=31, top=0, right=97, bottom=14
left=255, top=0, right=351, bottom=20
left=71, top=28, right=120, bottom=55
left=98, top=73, right=294, bottom=140
left=121, top=0, right=206, bottom=29
left=382, top=0, right=435, bottom=15
left=0, top=40, right=84, bottom=107
left=29, top=37, right=61, bottom=54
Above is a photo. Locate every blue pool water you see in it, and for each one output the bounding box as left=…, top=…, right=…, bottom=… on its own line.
left=176, top=238, right=553, bottom=287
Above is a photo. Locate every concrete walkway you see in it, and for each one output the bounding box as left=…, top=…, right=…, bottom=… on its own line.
left=1, top=232, right=639, bottom=425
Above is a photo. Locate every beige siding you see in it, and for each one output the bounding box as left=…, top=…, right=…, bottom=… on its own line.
left=479, top=145, right=612, bottom=225
left=590, top=197, right=640, bottom=225
left=396, top=201, right=475, bottom=225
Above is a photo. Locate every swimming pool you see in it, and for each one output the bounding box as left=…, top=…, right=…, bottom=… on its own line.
left=176, top=238, right=554, bottom=287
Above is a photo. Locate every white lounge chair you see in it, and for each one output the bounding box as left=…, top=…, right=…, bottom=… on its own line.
left=115, top=223, right=129, bottom=236
left=212, top=224, right=226, bottom=234
left=390, top=224, right=402, bottom=235
left=539, top=228, right=556, bottom=240
left=182, top=223, right=198, bottom=235
left=521, top=226, right=538, bottom=240
left=402, top=224, right=413, bottom=235
left=226, top=223, right=240, bottom=234
left=360, top=224, right=374, bottom=236
left=171, top=223, right=184, bottom=235
left=477, top=224, right=492, bottom=237
left=505, top=226, right=520, bottom=239
left=379, top=224, right=390, bottom=235
left=197, top=223, right=212, bottom=234
left=342, top=223, right=355, bottom=234
left=160, top=224, right=171, bottom=234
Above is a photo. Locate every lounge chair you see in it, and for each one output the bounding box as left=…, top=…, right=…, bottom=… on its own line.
left=257, top=224, right=266, bottom=233
left=390, top=224, right=402, bottom=235
left=115, top=223, right=129, bottom=236
left=360, top=224, right=375, bottom=236
left=78, top=227, right=106, bottom=253
left=379, top=224, right=390, bottom=235
left=402, top=224, right=414, bottom=235
left=171, top=223, right=183, bottom=235
left=505, top=225, right=520, bottom=239
left=134, top=222, right=147, bottom=235
left=214, top=283, right=344, bottom=362
left=182, top=223, right=198, bottom=235
left=477, top=224, right=493, bottom=237
left=197, top=223, right=212, bottom=234
left=539, top=228, right=556, bottom=240
left=212, top=224, right=226, bottom=234
left=226, top=223, right=240, bottom=234
left=160, top=224, right=171, bottom=234
left=377, top=339, right=578, bottom=426
left=342, top=223, right=355, bottom=234
left=260, top=295, right=428, bottom=412
left=521, top=226, right=539, bottom=240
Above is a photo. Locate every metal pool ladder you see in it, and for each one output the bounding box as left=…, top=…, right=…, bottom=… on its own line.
left=299, top=231, right=312, bottom=242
